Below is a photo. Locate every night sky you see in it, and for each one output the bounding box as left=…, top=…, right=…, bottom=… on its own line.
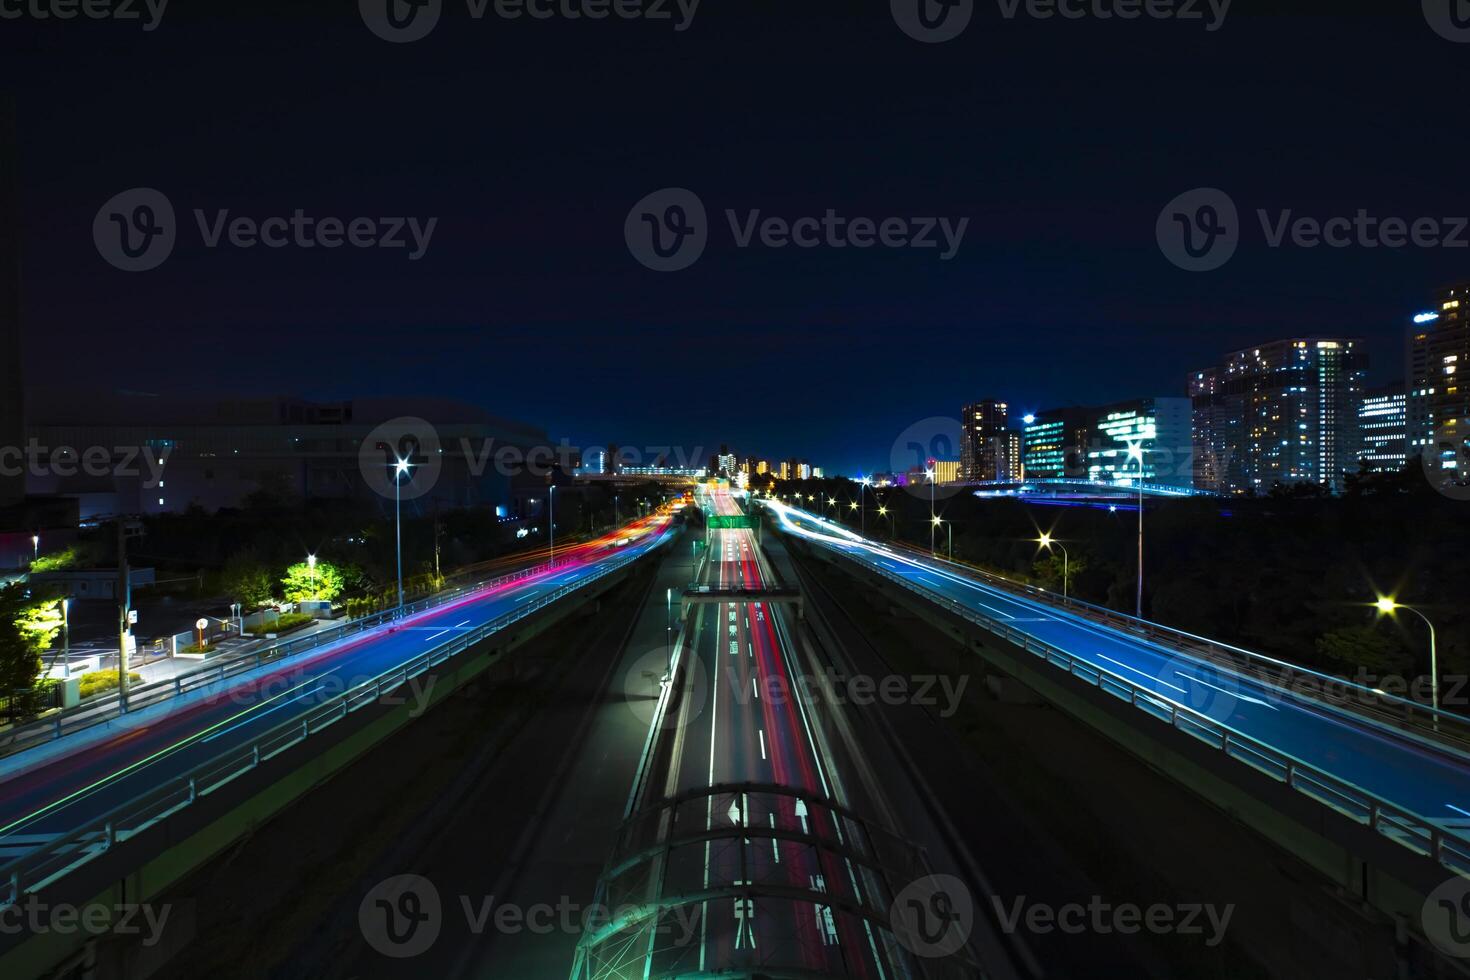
left=4, top=0, right=1466, bottom=477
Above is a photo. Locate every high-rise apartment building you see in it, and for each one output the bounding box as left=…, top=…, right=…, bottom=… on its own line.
left=1358, top=383, right=1408, bottom=473
left=960, top=400, right=1015, bottom=481
left=1190, top=338, right=1367, bottom=494
left=1418, top=284, right=1470, bottom=483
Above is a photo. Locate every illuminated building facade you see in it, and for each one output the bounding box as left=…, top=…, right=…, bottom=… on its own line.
left=1021, top=408, right=1091, bottom=479
left=1190, top=338, right=1367, bottom=494
left=960, top=400, right=1016, bottom=481
left=1084, top=398, right=1192, bottom=488
left=1420, top=284, right=1470, bottom=482
left=1357, top=384, right=1408, bottom=472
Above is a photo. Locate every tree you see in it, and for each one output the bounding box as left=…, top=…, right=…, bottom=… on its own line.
left=0, top=584, right=61, bottom=702
left=1314, top=624, right=1413, bottom=676
left=281, top=559, right=345, bottom=603
left=223, top=552, right=275, bottom=609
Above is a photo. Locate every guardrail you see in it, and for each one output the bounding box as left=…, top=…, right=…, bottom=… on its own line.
left=0, top=558, right=582, bottom=761
left=0, top=534, right=669, bottom=907
left=803, top=532, right=1470, bottom=883
left=880, top=539, right=1470, bottom=757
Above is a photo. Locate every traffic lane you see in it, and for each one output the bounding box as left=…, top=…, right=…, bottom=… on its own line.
left=797, top=523, right=1470, bottom=836
left=0, top=534, right=672, bottom=841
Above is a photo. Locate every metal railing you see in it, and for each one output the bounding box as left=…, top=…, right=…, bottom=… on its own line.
left=807, top=534, right=1470, bottom=882
left=0, top=558, right=581, bottom=761
left=881, top=539, right=1470, bottom=756
left=0, top=535, right=670, bottom=907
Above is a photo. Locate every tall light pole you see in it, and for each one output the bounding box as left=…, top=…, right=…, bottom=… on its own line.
left=932, top=516, right=951, bottom=560
left=1128, top=439, right=1145, bottom=618
left=1375, top=597, right=1439, bottom=722
left=860, top=476, right=870, bottom=536
left=926, top=467, right=936, bottom=552
left=31, top=533, right=38, bottom=561
left=1037, top=532, right=1070, bottom=599
left=393, top=457, right=411, bottom=610
left=549, top=485, right=557, bottom=562
left=666, top=586, right=673, bottom=659
left=307, top=553, right=317, bottom=600
left=60, top=597, right=69, bottom=678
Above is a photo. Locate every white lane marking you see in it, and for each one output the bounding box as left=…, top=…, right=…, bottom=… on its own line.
left=759, top=729, right=767, bottom=760
left=1186, top=675, right=1277, bottom=710
left=1098, top=654, right=1185, bottom=693
left=769, top=814, right=779, bottom=864
left=423, top=627, right=451, bottom=642
left=752, top=677, right=759, bottom=700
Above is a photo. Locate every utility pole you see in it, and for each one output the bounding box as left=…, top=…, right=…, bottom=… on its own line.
left=433, top=498, right=441, bottom=584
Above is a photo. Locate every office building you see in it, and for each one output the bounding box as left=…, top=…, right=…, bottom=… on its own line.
left=1190, top=338, right=1367, bottom=494
left=1358, top=383, right=1408, bottom=472
left=1417, top=284, right=1470, bottom=482
left=1022, top=408, right=1092, bottom=480
left=1084, top=398, right=1193, bottom=488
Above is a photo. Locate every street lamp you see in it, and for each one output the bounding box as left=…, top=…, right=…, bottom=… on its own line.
left=926, top=467, right=936, bottom=553
left=666, top=586, right=673, bottom=659
left=393, top=456, right=411, bottom=610
left=31, top=534, right=39, bottom=560
left=1127, top=439, right=1145, bottom=618
left=932, top=515, right=951, bottom=560
left=860, top=476, right=870, bottom=536
left=307, top=553, right=317, bottom=600
left=1037, top=532, right=1070, bottom=599
left=549, top=485, right=557, bottom=562
left=1375, top=597, right=1439, bottom=719
left=60, top=597, right=70, bottom=677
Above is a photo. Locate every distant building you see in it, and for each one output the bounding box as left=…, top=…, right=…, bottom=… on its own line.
left=1358, top=383, right=1408, bottom=473
left=1022, top=408, right=1092, bottom=480
left=1084, top=398, right=1193, bottom=488
left=1190, top=338, right=1367, bottom=494
left=24, top=392, right=548, bottom=518
left=1414, top=284, right=1470, bottom=483
left=811, top=466, right=823, bottom=478
left=960, top=400, right=1015, bottom=481
left=755, top=459, right=770, bottom=475
left=797, top=462, right=811, bottom=480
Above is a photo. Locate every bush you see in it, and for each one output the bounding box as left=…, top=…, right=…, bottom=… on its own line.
left=78, top=670, right=143, bottom=701
left=244, top=612, right=314, bottom=637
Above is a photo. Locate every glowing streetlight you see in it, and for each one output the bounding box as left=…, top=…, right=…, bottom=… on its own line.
left=931, top=515, right=951, bottom=560
left=31, top=534, right=39, bottom=560
left=1036, top=532, right=1071, bottom=599
left=926, top=467, right=936, bottom=552
left=393, top=456, right=411, bottom=610
left=307, top=553, right=317, bottom=599
left=1126, top=438, right=1146, bottom=617
left=1375, top=597, right=1439, bottom=719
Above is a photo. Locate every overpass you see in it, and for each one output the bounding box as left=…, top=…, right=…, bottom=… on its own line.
left=764, top=500, right=1470, bottom=960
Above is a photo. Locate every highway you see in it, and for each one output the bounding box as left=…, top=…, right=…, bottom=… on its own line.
left=0, top=515, right=676, bottom=876
left=596, top=487, right=928, bottom=978
left=768, top=500, right=1470, bottom=856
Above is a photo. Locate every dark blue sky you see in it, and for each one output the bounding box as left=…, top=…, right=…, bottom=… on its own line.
left=4, top=1, right=1467, bottom=476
